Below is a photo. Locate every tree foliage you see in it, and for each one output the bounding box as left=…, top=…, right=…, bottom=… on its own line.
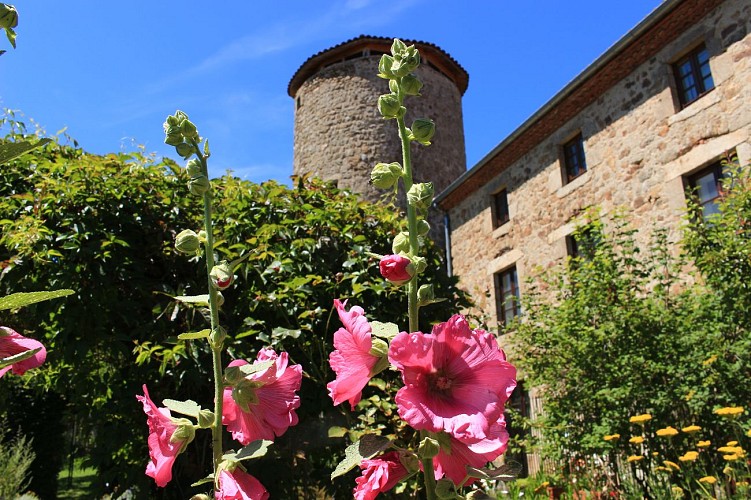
left=511, top=162, right=751, bottom=471
left=0, top=119, right=470, bottom=498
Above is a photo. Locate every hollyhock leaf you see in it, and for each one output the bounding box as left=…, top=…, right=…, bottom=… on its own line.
left=233, top=439, right=273, bottom=461
left=174, top=294, right=210, bottom=305
left=0, top=346, right=41, bottom=370
left=434, top=479, right=457, bottom=499
left=0, top=138, right=52, bottom=165
left=465, top=466, right=490, bottom=479
left=235, top=359, right=275, bottom=376
left=328, top=426, right=348, bottom=438
left=163, top=399, right=202, bottom=418
left=191, top=474, right=215, bottom=487
left=177, top=329, right=211, bottom=340
left=0, top=289, right=73, bottom=310
left=484, top=461, right=522, bottom=480
left=370, top=321, right=400, bottom=340
left=331, top=434, right=391, bottom=479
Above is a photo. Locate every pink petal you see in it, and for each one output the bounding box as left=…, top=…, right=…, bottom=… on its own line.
left=0, top=327, right=47, bottom=377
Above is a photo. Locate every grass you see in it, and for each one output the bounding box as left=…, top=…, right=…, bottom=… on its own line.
left=57, top=458, right=97, bottom=500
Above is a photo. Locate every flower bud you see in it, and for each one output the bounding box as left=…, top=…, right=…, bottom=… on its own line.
left=170, top=419, right=196, bottom=452
left=176, top=142, right=194, bottom=159
left=379, top=254, right=414, bottom=285
left=164, top=134, right=183, bottom=147
left=369, top=338, right=389, bottom=358
left=411, top=256, right=428, bottom=274
left=407, top=182, right=434, bottom=212
left=0, top=4, right=18, bottom=30
left=401, top=46, right=421, bottom=73
left=210, top=326, right=227, bottom=347
left=377, top=94, right=402, bottom=119
left=417, top=284, right=435, bottom=304
left=411, top=119, right=435, bottom=145
left=186, top=158, right=203, bottom=178
left=216, top=291, right=225, bottom=307
left=188, top=176, right=211, bottom=196
left=197, top=409, right=215, bottom=429
left=400, top=74, right=423, bottom=96
left=400, top=452, right=420, bottom=474
left=210, top=261, right=233, bottom=290
left=180, top=119, right=199, bottom=141
left=417, top=219, right=430, bottom=236
left=390, top=38, right=407, bottom=57
left=388, top=79, right=399, bottom=94
left=418, top=436, right=440, bottom=459
left=378, top=54, right=395, bottom=79
left=370, top=162, right=403, bottom=190
left=175, top=229, right=201, bottom=254
left=392, top=232, right=410, bottom=254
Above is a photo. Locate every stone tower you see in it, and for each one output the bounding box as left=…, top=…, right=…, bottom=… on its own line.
left=288, top=35, right=468, bottom=245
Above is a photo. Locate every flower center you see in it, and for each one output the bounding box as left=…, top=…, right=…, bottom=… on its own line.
left=429, top=370, right=453, bottom=394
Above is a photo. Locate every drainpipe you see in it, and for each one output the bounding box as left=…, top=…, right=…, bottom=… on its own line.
left=443, top=212, right=453, bottom=277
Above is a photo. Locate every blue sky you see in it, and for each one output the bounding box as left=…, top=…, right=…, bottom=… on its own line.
left=1, top=1, right=661, bottom=183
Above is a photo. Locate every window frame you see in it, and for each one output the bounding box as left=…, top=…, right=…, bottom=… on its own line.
left=686, top=160, right=725, bottom=220
left=495, top=266, right=521, bottom=327
left=673, top=43, right=715, bottom=108
left=492, top=188, right=510, bottom=229
left=562, top=133, right=587, bottom=184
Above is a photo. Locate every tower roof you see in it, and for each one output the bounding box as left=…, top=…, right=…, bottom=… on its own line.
left=287, top=35, right=469, bottom=97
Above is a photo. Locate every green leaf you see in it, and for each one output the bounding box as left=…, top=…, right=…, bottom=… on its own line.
left=370, top=321, right=400, bottom=340
left=177, top=329, right=211, bottom=340
left=0, top=138, right=52, bottom=165
left=331, top=434, right=390, bottom=479
left=191, top=474, right=215, bottom=487
left=174, top=294, right=210, bottom=305
left=234, top=440, right=272, bottom=461
left=328, top=426, right=348, bottom=438
left=162, top=398, right=202, bottom=418
left=271, top=326, right=301, bottom=340
left=0, top=289, right=74, bottom=310
left=0, top=347, right=42, bottom=371
left=236, top=359, right=274, bottom=376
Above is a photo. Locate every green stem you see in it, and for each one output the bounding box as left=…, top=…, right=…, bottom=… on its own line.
left=193, top=142, right=225, bottom=473
left=419, top=432, right=438, bottom=500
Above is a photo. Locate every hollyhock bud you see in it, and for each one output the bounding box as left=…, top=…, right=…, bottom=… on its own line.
left=198, top=409, right=215, bottom=429
left=400, top=74, right=423, bottom=96
left=188, top=176, right=210, bottom=196
left=180, top=119, right=199, bottom=141
left=390, top=38, right=407, bottom=58
left=164, top=134, right=183, bottom=147
left=175, top=142, right=194, bottom=159
left=379, top=254, right=414, bottom=285
left=418, top=436, right=440, bottom=459
left=389, top=79, right=399, bottom=94
left=407, top=182, right=434, bottom=211
left=0, top=4, right=18, bottom=30
left=175, top=229, right=200, bottom=254
left=210, top=326, right=227, bottom=348
left=417, top=284, right=435, bottom=304
left=411, top=118, right=435, bottom=145
left=210, top=261, right=233, bottom=290
left=392, top=232, right=410, bottom=254
left=370, top=162, right=403, bottom=190
left=377, top=94, right=403, bottom=119
left=186, top=158, right=203, bottom=178
left=401, top=46, right=421, bottom=73
left=377, top=54, right=395, bottom=79
left=369, top=337, right=389, bottom=358
left=417, top=219, right=430, bottom=236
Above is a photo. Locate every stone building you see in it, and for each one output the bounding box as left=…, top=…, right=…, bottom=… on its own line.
left=288, top=36, right=468, bottom=243
left=437, top=0, right=750, bottom=330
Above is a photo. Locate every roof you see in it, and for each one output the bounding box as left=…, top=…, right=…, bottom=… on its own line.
left=287, top=35, right=469, bottom=97
left=436, top=0, right=726, bottom=210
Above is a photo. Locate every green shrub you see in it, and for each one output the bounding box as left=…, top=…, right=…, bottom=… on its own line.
left=0, top=419, right=36, bottom=499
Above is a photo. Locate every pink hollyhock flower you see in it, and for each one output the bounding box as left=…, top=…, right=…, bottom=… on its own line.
left=433, top=419, right=510, bottom=486
left=379, top=254, right=413, bottom=285
left=222, top=348, right=302, bottom=445
left=216, top=467, right=269, bottom=500
left=354, top=451, right=409, bottom=500
left=327, top=299, right=383, bottom=409
left=0, top=326, right=47, bottom=377
left=136, top=385, right=190, bottom=487
left=388, top=314, right=516, bottom=442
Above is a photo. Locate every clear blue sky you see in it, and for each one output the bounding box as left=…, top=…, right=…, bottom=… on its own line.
left=1, top=1, right=661, bottom=183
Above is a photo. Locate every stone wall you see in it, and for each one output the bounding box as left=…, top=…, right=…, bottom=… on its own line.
left=447, top=0, right=751, bottom=326
left=292, top=55, right=466, bottom=243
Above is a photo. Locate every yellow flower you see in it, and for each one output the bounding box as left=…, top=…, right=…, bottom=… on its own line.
left=603, top=434, right=620, bottom=441
left=738, top=481, right=749, bottom=487
left=699, top=476, right=717, bottom=484
left=714, top=406, right=744, bottom=417
left=726, top=440, right=738, bottom=446
left=717, top=446, right=743, bottom=454
left=723, top=454, right=739, bottom=461
left=679, top=451, right=699, bottom=462
left=664, top=460, right=681, bottom=470
left=656, top=426, right=679, bottom=437
left=697, top=440, right=711, bottom=448
left=630, top=413, right=652, bottom=424
left=746, top=428, right=751, bottom=438
left=702, top=354, right=717, bottom=366
left=681, top=425, right=701, bottom=433
left=671, top=486, right=683, bottom=496
left=723, top=466, right=734, bottom=475
left=627, top=455, right=645, bottom=462
left=629, top=436, right=645, bottom=444
left=656, top=466, right=671, bottom=472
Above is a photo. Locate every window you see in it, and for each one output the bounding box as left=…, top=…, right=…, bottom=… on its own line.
left=687, top=161, right=725, bottom=219
left=566, top=226, right=601, bottom=260
left=563, top=134, right=587, bottom=183
left=495, top=266, right=521, bottom=326
left=673, top=43, right=714, bottom=107
left=493, top=189, right=510, bottom=228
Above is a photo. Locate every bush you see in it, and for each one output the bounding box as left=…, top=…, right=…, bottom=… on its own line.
left=0, top=418, right=36, bottom=499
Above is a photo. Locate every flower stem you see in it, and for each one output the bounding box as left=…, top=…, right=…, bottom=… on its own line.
left=193, top=142, right=225, bottom=473
left=419, top=432, right=438, bottom=500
